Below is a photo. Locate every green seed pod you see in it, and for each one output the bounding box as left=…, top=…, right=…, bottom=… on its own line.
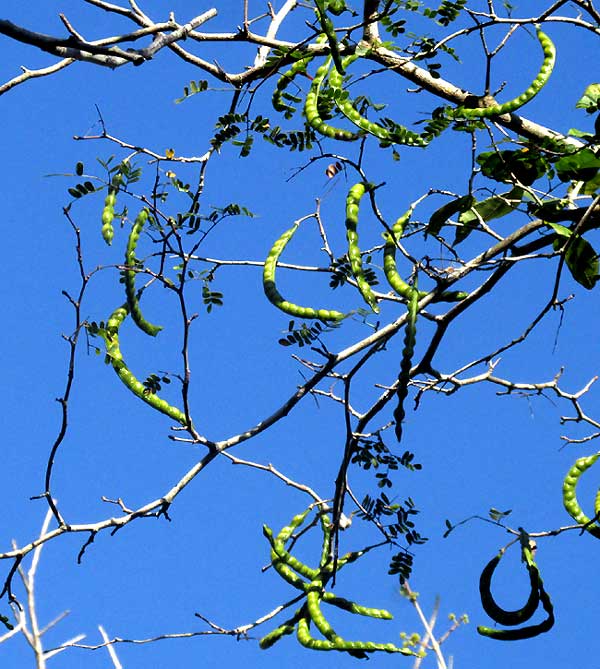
left=271, top=533, right=320, bottom=581
left=382, top=210, right=467, bottom=302
left=304, top=57, right=361, bottom=141
left=322, top=593, right=393, bottom=619
left=562, top=452, right=600, bottom=538
left=329, top=56, right=429, bottom=147
left=259, top=622, right=296, bottom=649
left=262, top=524, right=312, bottom=592
left=318, top=512, right=332, bottom=568
left=345, top=183, right=379, bottom=313
left=100, top=173, right=122, bottom=246
left=272, top=36, right=328, bottom=118
left=125, top=209, right=163, bottom=337
left=451, top=28, right=556, bottom=120
left=478, top=544, right=541, bottom=627
left=296, top=614, right=412, bottom=654
left=263, top=222, right=345, bottom=322
left=393, top=285, right=419, bottom=441
left=307, top=584, right=342, bottom=643
left=259, top=611, right=302, bottom=650
left=314, top=0, right=344, bottom=75
left=100, top=304, right=186, bottom=425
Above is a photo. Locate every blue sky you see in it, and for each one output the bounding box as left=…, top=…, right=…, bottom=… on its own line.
left=1, top=2, right=600, bottom=668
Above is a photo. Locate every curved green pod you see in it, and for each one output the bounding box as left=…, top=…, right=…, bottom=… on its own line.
left=562, top=452, right=600, bottom=538
left=306, top=582, right=370, bottom=660
left=382, top=210, right=468, bottom=302
left=101, top=304, right=186, bottom=425
left=393, top=284, right=418, bottom=441
left=304, top=57, right=361, bottom=141
left=259, top=610, right=303, bottom=649
left=307, top=582, right=342, bottom=643
left=318, top=512, right=332, bottom=568
left=451, top=28, right=556, bottom=119
left=345, top=183, right=379, bottom=313
left=272, top=536, right=320, bottom=581
left=263, top=524, right=314, bottom=592
left=263, top=222, right=346, bottom=322
left=329, top=55, right=429, bottom=147
left=478, top=544, right=540, bottom=627
left=125, top=209, right=163, bottom=337
left=322, top=593, right=393, bottom=619
left=296, top=615, right=412, bottom=654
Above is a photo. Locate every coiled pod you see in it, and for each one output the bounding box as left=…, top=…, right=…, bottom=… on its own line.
left=451, top=28, right=556, bottom=119
left=263, top=222, right=346, bottom=322
left=478, top=542, right=541, bottom=627
left=345, top=183, right=379, bottom=313
left=125, top=209, right=163, bottom=337
left=477, top=575, right=554, bottom=640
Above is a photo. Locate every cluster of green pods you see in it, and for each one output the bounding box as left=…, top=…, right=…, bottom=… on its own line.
left=329, top=54, right=430, bottom=147
left=304, top=56, right=361, bottom=142
left=97, top=191, right=187, bottom=425
left=259, top=507, right=414, bottom=656
left=271, top=12, right=555, bottom=143
left=477, top=534, right=554, bottom=640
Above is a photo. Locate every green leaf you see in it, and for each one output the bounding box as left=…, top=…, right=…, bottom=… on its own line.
left=75, top=161, right=84, bottom=176
left=427, top=194, right=475, bottom=237
left=453, top=187, right=523, bottom=245
left=458, top=187, right=524, bottom=226
left=477, top=149, right=547, bottom=186
left=549, top=223, right=599, bottom=290
left=582, top=172, right=600, bottom=195
left=555, top=148, right=600, bottom=183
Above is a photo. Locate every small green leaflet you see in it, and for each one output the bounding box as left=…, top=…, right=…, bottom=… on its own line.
left=548, top=223, right=599, bottom=290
